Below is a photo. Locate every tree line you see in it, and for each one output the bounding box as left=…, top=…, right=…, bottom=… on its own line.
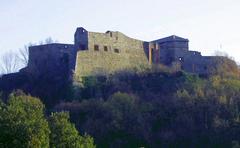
left=0, top=91, right=95, bottom=148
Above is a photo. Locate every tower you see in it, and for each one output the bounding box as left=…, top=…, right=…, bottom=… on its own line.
left=74, top=27, right=88, bottom=51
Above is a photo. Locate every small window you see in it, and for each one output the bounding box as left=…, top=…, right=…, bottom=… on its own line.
left=104, top=46, right=108, bottom=51
left=114, top=48, right=120, bottom=53
left=94, top=45, right=99, bottom=51
left=179, top=57, right=184, bottom=61
left=80, top=29, right=86, bottom=34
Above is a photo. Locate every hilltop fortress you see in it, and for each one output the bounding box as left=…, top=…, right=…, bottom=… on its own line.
left=23, top=27, right=225, bottom=80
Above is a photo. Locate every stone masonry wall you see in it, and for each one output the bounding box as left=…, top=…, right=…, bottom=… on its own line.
left=75, top=31, right=150, bottom=77
left=27, top=44, right=75, bottom=79
left=24, top=27, right=230, bottom=79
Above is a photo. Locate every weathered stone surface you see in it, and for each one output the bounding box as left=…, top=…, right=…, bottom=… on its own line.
left=22, top=27, right=230, bottom=80
left=75, top=30, right=149, bottom=77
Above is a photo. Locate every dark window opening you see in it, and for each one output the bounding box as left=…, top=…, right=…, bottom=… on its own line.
left=104, top=46, right=108, bottom=51
left=94, top=45, right=99, bottom=51
left=114, top=48, right=120, bottom=53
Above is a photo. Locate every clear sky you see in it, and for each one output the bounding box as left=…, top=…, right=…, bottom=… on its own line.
left=1, top=0, right=240, bottom=62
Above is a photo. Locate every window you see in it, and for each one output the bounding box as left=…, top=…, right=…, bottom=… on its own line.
left=114, top=48, right=120, bottom=53
left=104, top=46, right=108, bottom=51
left=80, top=28, right=86, bottom=34
left=94, top=45, right=99, bottom=51
left=179, top=57, right=184, bottom=61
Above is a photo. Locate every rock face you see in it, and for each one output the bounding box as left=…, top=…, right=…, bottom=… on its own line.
left=22, top=27, right=227, bottom=80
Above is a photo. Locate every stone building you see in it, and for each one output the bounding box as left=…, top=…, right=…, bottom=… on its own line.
left=22, top=27, right=225, bottom=80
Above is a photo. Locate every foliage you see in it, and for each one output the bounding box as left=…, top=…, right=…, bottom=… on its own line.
left=1, top=57, right=240, bottom=147
left=53, top=71, right=240, bottom=147
left=208, top=57, right=239, bottom=78
left=0, top=91, right=95, bottom=148
left=0, top=91, right=50, bottom=148
left=49, top=111, right=95, bottom=148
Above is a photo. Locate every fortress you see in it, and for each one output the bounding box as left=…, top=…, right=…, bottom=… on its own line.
left=23, top=27, right=225, bottom=80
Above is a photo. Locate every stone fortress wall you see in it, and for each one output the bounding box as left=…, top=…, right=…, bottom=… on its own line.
left=24, top=27, right=226, bottom=80
left=26, top=44, right=76, bottom=79
left=74, top=28, right=149, bottom=77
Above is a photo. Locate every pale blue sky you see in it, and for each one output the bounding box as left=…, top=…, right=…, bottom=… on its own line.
left=1, top=0, right=240, bottom=61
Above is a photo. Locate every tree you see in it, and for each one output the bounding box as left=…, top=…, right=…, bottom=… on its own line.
left=45, top=37, right=54, bottom=44
left=0, top=51, right=19, bottom=75
left=0, top=91, right=50, bottom=148
left=49, top=112, right=95, bottom=148
left=17, top=37, right=56, bottom=68
left=17, top=43, right=33, bottom=67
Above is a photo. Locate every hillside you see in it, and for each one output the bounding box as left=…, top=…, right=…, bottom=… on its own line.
left=1, top=64, right=240, bottom=147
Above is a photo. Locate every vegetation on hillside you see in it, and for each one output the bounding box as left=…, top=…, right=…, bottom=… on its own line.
left=54, top=70, right=240, bottom=147
left=1, top=56, right=240, bottom=147
left=0, top=91, right=95, bottom=148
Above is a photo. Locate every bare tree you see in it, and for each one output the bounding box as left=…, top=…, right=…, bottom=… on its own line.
left=17, top=37, right=56, bottom=68
left=0, top=37, right=57, bottom=76
left=37, top=37, right=55, bottom=45
left=18, top=45, right=29, bottom=67
left=0, top=51, right=19, bottom=75
left=17, top=43, right=36, bottom=68
left=45, top=37, right=54, bottom=44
